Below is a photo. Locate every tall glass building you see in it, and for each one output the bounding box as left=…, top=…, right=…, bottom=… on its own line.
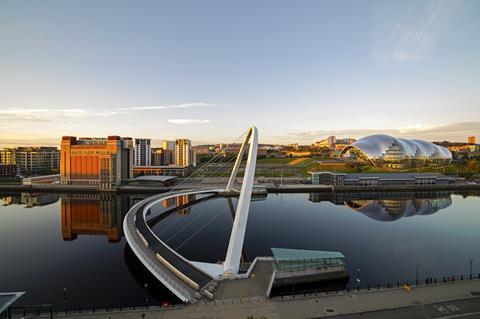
left=340, top=134, right=452, bottom=169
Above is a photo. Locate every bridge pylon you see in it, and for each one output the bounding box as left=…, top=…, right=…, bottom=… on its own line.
left=223, top=126, right=258, bottom=276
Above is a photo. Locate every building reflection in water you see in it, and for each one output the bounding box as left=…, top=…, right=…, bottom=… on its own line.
left=1, top=193, right=60, bottom=207
left=161, top=194, right=196, bottom=215
left=60, top=192, right=200, bottom=244
left=61, top=193, right=135, bottom=242
left=309, top=192, right=453, bottom=222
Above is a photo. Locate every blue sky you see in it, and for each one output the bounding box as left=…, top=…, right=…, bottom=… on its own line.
left=0, top=0, right=479, bottom=145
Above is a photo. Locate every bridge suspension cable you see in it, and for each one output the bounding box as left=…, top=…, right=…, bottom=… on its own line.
left=158, top=131, right=246, bottom=194
left=162, top=150, right=247, bottom=243
left=175, top=204, right=228, bottom=250
left=124, top=126, right=259, bottom=303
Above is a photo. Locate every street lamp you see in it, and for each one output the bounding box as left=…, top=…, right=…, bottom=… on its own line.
left=356, top=268, right=360, bottom=291
left=144, top=283, right=149, bottom=305
left=416, top=264, right=420, bottom=285
left=469, top=259, right=474, bottom=279
left=63, top=288, right=68, bottom=311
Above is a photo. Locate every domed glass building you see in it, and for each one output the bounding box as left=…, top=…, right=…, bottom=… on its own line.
left=339, top=134, right=452, bottom=169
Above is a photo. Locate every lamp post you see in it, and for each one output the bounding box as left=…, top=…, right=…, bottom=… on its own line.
left=63, top=288, right=68, bottom=312
left=144, top=283, right=149, bottom=306
left=469, top=259, right=474, bottom=279
left=356, top=268, right=360, bottom=291
left=416, top=264, right=420, bottom=285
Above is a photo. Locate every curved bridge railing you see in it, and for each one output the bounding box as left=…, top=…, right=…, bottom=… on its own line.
left=123, top=189, right=222, bottom=303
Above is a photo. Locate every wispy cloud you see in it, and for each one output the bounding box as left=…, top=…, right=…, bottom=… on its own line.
left=168, top=119, right=212, bottom=125
left=0, top=108, right=114, bottom=122
left=118, top=102, right=215, bottom=111
left=269, top=121, right=480, bottom=144
left=373, top=0, right=459, bottom=64
left=0, top=101, right=216, bottom=122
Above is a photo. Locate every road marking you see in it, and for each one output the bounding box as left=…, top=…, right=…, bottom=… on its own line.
left=435, top=303, right=461, bottom=315
left=435, top=311, right=480, bottom=319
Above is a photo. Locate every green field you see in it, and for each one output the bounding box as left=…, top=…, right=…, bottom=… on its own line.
left=300, top=159, right=480, bottom=177
left=256, top=157, right=293, bottom=164
left=194, top=156, right=480, bottom=179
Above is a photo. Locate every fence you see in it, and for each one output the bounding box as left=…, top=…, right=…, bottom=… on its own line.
left=270, top=272, right=480, bottom=300
left=3, top=273, right=479, bottom=318
left=2, top=297, right=270, bottom=319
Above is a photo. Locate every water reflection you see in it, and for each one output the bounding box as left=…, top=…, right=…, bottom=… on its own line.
left=346, top=198, right=452, bottom=221
left=60, top=193, right=132, bottom=242
left=1, top=190, right=479, bottom=308
left=1, top=193, right=60, bottom=207
left=309, top=192, right=453, bottom=221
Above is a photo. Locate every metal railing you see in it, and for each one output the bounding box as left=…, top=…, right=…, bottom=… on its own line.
left=5, top=274, right=479, bottom=318
left=4, top=298, right=272, bottom=318
left=269, top=273, right=480, bottom=300
left=124, top=211, right=197, bottom=301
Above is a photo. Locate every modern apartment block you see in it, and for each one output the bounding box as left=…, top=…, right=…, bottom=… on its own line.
left=134, top=138, right=151, bottom=166
left=151, top=147, right=174, bottom=166
left=0, top=147, right=60, bottom=176
left=60, top=136, right=134, bottom=189
left=162, top=140, right=176, bottom=165
left=175, top=139, right=192, bottom=166
left=0, top=164, right=17, bottom=178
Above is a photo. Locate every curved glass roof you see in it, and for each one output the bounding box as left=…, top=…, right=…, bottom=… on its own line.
left=340, top=134, right=452, bottom=165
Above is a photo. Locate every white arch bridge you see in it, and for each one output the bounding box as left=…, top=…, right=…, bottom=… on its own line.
left=123, top=126, right=260, bottom=302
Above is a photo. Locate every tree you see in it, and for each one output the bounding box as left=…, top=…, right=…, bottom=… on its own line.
left=466, top=159, right=479, bottom=173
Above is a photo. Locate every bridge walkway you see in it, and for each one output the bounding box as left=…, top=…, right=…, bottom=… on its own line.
left=134, top=200, right=213, bottom=289
left=124, top=190, right=222, bottom=302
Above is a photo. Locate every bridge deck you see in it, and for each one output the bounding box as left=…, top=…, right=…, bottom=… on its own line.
left=134, top=200, right=213, bottom=288
left=124, top=190, right=222, bottom=302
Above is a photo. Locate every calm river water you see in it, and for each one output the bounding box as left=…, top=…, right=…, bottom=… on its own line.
left=1, top=191, right=479, bottom=309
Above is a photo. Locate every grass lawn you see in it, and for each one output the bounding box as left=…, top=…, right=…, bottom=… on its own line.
left=256, top=157, right=293, bottom=164
left=299, top=161, right=478, bottom=177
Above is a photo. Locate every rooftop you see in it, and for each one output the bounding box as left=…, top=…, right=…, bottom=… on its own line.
left=0, top=292, right=25, bottom=314
left=133, top=175, right=177, bottom=182
left=271, top=247, right=345, bottom=261
left=310, top=172, right=453, bottom=179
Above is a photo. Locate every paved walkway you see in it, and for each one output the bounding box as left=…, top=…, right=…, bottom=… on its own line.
left=47, top=279, right=480, bottom=319
left=274, top=279, right=480, bottom=319
left=214, top=260, right=275, bottom=300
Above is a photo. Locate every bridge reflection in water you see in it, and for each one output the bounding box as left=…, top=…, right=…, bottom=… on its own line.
left=0, top=190, right=461, bottom=303
left=1, top=191, right=455, bottom=243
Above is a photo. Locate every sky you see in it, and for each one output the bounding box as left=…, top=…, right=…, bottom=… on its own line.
left=0, top=0, right=479, bottom=146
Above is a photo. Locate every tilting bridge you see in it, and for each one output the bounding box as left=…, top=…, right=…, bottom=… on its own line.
left=123, top=127, right=258, bottom=302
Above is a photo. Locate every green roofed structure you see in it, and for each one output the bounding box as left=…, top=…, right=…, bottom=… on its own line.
left=271, top=248, right=345, bottom=272
left=0, top=292, right=25, bottom=315
left=270, top=248, right=349, bottom=288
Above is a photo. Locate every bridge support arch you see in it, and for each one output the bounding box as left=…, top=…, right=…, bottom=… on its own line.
left=223, top=126, right=258, bottom=276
